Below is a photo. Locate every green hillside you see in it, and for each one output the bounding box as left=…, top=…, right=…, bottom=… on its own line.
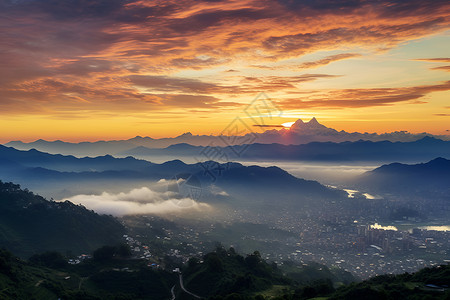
left=0, top=248, right=85, bottom=300
left=327, top=265, right=450, bottom=300
left=180, top=246, right=355, bottom=299
left=0, top=181, right=125, bottom=257
left=267, top=264, right=450, bottom=300
left=182, top=247, right=289, bottom=298
left=0, top=247, right=175, bottom=300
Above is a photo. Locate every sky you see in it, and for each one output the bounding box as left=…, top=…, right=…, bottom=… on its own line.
left=0, top=0, right=449, bottom=142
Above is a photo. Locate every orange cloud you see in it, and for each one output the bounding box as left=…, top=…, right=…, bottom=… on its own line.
left=0, top=0, right=449, bottom=120
left=278, top=81, right=450, bottom=109
left=431, top=65, right=450, bottom=72
left=299, top=53, right=362, bottom=69
left=414, top=58, right=450, bottom=62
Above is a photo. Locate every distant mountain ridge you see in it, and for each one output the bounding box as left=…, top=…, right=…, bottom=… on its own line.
left=120, top=136, right=450, bottom=163
left=5, top=118, right=449, bottom=157
left=0, top=144, right=154, bottom=172
left=6, top=136, right=449, bottom=164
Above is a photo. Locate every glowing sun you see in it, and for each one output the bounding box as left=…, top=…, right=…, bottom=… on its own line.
left=281, top=122, right=295, bottom=128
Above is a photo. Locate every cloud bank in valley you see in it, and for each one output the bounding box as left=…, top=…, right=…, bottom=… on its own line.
left=60, top=186, right=211, bottom=216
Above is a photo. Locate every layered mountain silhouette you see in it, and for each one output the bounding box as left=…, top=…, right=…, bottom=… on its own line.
left=0, top=144, right=154, bottom=172
left=5, top=118, right=449, bottom=157
left=0, top=145, right=346, bottom=207
left=119, top=136, right=450, bottom=163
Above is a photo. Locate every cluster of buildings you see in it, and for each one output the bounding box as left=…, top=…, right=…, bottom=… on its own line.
left=110, top=211, right=449, bottom=280
left=123, top=234, right=155, bottom=262
left=213, top=207, right=450, bottom=279
left=68, top=254, right=91, bottom=265
left=285, top=219, right=449, bottom=278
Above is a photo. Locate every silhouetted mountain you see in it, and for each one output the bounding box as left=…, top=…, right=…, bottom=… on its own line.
left=0, top=181, right=125, bottom=258
left=218, top=164, right=344, bottom=208
left=5, top=139, right=138, bottom=157
left=119, top=143, right=201, bottom=157
left=289, top=117, right=336, bottom=135
left=255, top=118, right=450, bottom=145
left=235, top=137, right=450, bottom=162
left=120, top=136, right=450, bottom=163
left=5, top=134, right=218, bottom=157
left=0, top=144, right=153, bottom=172
left=357, top=158, right=450, bottom=199
left=5, top=118, right=449, bottom=157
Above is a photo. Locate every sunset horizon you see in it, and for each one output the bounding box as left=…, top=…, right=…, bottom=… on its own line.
left=2, top=115, right=449, bottom=144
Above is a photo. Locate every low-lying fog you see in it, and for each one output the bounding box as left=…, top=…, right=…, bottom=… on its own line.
left=117, top=154, right=378, bottom=186
left=237, top=160, right=377, bottom=185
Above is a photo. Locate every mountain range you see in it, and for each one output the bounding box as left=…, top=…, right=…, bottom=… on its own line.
left=5, top=118, right=449, bottom=157
left=0, top=144, right=346, bottom=207
left=120, top=136, right=450, bottom=163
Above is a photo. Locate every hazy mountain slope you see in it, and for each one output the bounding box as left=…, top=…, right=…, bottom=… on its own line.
left=218, top=164, right=344, bottom=208
left=357, top=157, right=450, bottom=198
left=119, top=142, right=201, bottom=157
left=0, top=181, right=126, bottom=258
left=118, top=136, right=450, bottom=163
left=0, top=144, right=154, bottom=172
left=5, top=134, right=218, bottom=157
left=4, top=139, right=138, bottom=157
left=236, top=136, right=450, bottom=162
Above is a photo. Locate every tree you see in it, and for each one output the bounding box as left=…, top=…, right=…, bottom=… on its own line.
left=187, top=257, right=199, bottom=269
left=245, top=252, right=261, bottom=269
left=93, top=245, right=116, bottom=262
left=116, top=243, right=131, bottom=258
left=29, top=251, right=67, bottom=268
left=207, top=253, right=223, bottom=272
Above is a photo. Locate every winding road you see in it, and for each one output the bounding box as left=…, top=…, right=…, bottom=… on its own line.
left=179, top=273, right=202, bottom=299
left=170, top=285, right=176, bottom=300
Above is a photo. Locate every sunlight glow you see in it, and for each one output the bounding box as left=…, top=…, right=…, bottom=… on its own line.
left=282, top=122, right=295, bottom=128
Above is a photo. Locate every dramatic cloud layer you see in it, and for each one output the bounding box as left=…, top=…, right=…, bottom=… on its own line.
left=0, top=0, right=449, bottom=139
left=278, top=81, right=450, bottom=109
